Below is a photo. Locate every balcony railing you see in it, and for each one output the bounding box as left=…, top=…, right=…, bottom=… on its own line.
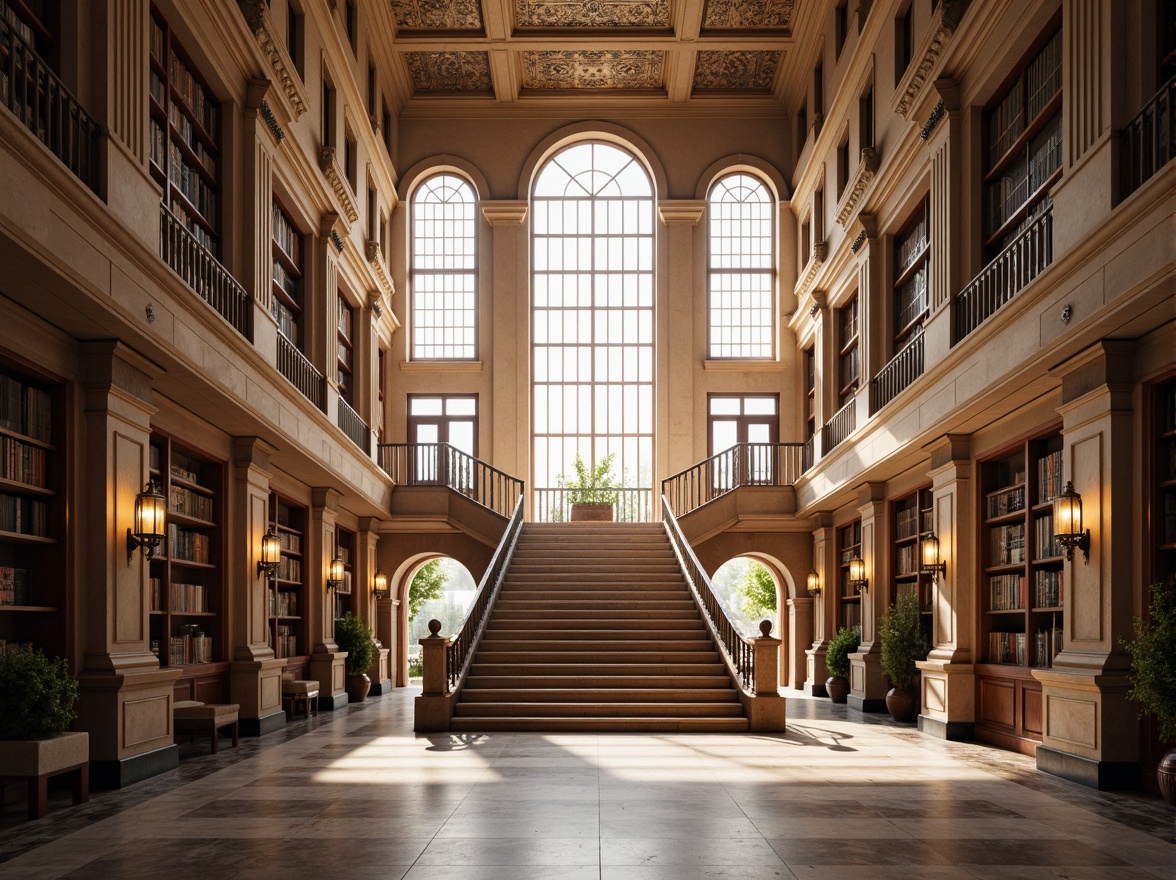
left=0, top=16, right=99, bottom=193
left=160, top=204, right=250, bottom=337
left=379, top=442, right=525, bottom=519
left=1121, top=76, right=1174, bottom=200
left=337, top=397, right=370, bottom=455
left=802, top=436, right=814, bottom=473
left=955, top=202, right=1053, bottom=342
left=662, top=442, right=805, bottom=518
left=276, top=333, right=325, bottom=411
left=821, top=398, right=857, bottom=454
left=533, top=487, right=653, bottom=524
left=870, top=324, right=925, bottom=414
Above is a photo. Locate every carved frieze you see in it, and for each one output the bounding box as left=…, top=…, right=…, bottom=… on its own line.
left=365, top=241, right=395, bottom=300
left=405, top=52, right=493, bottom=93
left=702, top=0, right=794, bottom=30
left=522, top=51, right=664, bottom=90
left=894, top=0, right=969, bottom=118
left=835, top=147, right=880, bottom=227
left=390, top=0, right=484, bottom=31
left=797, top=242, right=827, bottom=299
left=515, top=0, right=670, bottom=28
left=238, top=1, right=306, bottom=118
left=692, top=51, right=780, bottom=93
left=319, top=148, right=359, bottom=224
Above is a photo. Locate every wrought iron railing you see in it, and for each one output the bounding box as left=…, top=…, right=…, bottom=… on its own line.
left=378, top=442, right=525, bottom=519
left=336, top=397, right=370, bottom=454
left=533, top=487, right=653, bottom=523
left=955, top=203, right=1053, bottom=342
left=276, top=332, right=325, bottom=411
left=662, top=442, right=805, bottom=518
left=821, top=398, right=856, bottom=453
left=1121, top=76, right=1175, bottom=200
left=662, top=495, right=757, bottom=693
left=802, top=436, right=815, bottom=473
left=160, top=204, right=250, bottom=337
left=870, top=324, right=925, bottom=414
left=0, top=15, right=99, bottom=192
left=444, top=496, right=524, bottom=691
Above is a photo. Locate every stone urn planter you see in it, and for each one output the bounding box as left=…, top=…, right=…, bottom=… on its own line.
left=335, top=611, right=376, bottom=705
left=345, top=673, right=371, bottom=703
left=825, top=675, right=850, bottom=703
left=885, top=687, right=918, bottom=722
left=0, top=731, right=89, bottom=820
left=570, top=502, right=614, bottom=522
left=824, top=627, right=860, bottom=704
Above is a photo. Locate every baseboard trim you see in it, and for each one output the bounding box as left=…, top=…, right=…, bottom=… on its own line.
left=240, top=710, right=287, bottom=738
left=1037, top=745, right=1140, bottom=791
left=918, top=715, right=974, bottom=740
left=318, top=693, right=350, bottom=711
left=90, top=744, right=178, bottom=789
left=848, top=695, right=887, bottom=713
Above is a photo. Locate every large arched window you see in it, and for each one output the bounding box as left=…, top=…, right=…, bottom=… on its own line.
left=411, top=174, right=477, bottom=360
left=708, top=173, right=774, bottom=359
left=532, top=142, right=654, bottom=522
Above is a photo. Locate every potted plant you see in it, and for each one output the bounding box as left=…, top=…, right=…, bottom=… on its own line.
left=879, top=589, right=931, bottom=722
left=335, top=612, right=376, bottom=702
left=1122, top=581, right=1176, bottom=804
left=559, top=452, right=619, bottom=522
left=824, top=627, right=860, bottom=703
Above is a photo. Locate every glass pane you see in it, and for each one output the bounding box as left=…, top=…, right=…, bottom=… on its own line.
left=410, top=398, right=443, bottom=416
left=712, top=420, right=738, bottom=455
left=448, top=421, right=474, bottom=457
left=445, top=398, right=476, bottom=416
left=416, top=424, right=439, bottom=444
left=744, top=397, right=777, bottom=415
left=710, top=398, right=742, bottom=415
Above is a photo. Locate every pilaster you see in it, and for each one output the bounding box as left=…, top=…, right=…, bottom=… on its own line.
left=785, top=596, right=813, bottom=690
left=805, top=519, right=835, bottom=695
left=925, top=78, right=961, bottom=362
left=853, top=214, right=885, bottom=385
left=359, top=517, right=394, bottom=695
left=849, top=483, right=888, bottom=711
left=244, top=78, right=278, bottom=357
left=309, top=487, right=347, bottom=710
left=659, top=200, right=705, bottom=475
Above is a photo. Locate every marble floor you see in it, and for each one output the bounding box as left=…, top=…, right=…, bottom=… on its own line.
left=0, top=689, right=1172, bottom=879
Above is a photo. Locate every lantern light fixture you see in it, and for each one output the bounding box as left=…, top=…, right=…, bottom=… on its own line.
left=848, top=553, right=868, bottom=594
left=127, top=480, right=167, bottom=565
left=258, top=527, right=281, bottom=580
left=1052, top=481, right=1090, bottom=564
left=920, top=531, right=947, bottom=584
left=373, top=569, right=389, bottom=599
left=328, top=556, right=345, bottom=589
left=806, top=570, right=822, bottom=597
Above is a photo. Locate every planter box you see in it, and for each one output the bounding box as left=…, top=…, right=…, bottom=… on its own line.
left=0, top=730, right=89, bottom=819
left=570, top=503, right=614, bottom=522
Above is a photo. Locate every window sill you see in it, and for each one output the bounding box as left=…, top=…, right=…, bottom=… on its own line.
left=703, top=359, right=785, bottom=372
left=399, top=361, right=483, bottom=372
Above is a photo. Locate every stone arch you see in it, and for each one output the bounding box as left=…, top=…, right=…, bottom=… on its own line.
left=517, top=121, right=669, bottom=200
left=398, top=155, right=491, bottom=204
left=695, top=154, right=790, bottom=203
left=709, top=551, right=796, bottom=690
left=390, top=550, right=481, bottom=688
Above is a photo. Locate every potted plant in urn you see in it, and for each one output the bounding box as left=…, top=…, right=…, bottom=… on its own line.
left=879, top=589, right=932, bottom=722
left=560, top=452, right=620, bottom=522
left=1122, top=581, right=1176, bottom=804
left=335, top=612, right=376, bottom=702
left=824, top=627, right=860, bottom=703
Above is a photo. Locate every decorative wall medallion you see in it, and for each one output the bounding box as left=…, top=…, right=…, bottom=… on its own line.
left=390, top=0, right=484, bottom=32
left=702, top=0, right=794, bottom=30
left=405, top=52, right=493, bottom=93
left=522, top=51, right=664, bottom=90
left=515, top=0, right=670, bottom=28
left=692, top=51, right=780, bottom=92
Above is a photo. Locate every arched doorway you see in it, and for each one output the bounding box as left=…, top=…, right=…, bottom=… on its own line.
left=398, top=556, right=477, bottom=685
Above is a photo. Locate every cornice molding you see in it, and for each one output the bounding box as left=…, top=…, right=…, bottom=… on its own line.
left=365, top=240, right=395, bottom=300
left=319, top=148, right=359, bottom=225
left=892, top=0, right=968, bottom=119
left=835, top=147, right=880, bottom=227
left=481, top=201, right=528, bottom=225
left=796, top=241, right=827, bottom=299
left=658, top=200, right=706, bottom=225
left=239, top=0, right=308, bottom=119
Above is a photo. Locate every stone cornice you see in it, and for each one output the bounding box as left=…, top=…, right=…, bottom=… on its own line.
left=892, top=0, right=968, bottom=119
left=481, top=201, right=528, bottom=225
left=365, top=240, right=395, bottom=300
left=239, top=0, right=308, bottom=119
left=796, top=241, right=827, bottom=300
left=319, top=148, right=359, bottom=225
left=658, top=200, right=706, bottom=225
left=835, top=147, right=880, bottom=228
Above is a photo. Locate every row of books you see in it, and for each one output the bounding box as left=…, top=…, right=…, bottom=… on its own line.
left=1037, top=449, right=1064, bottom=504
left=0, top=435, right=47, bottom=487
left=170, top=198, right=218, bottom=254
left=895, top=504, right=920, bottom=540
left=1165, top=493, right=1176, bottom=546
left=987, top=484, right=1025, bottom=519
left=1034, top=625, right=1064, bottom=668
left=277, top=556, right=301, bottom=582
left=0, top=493, right=48, bottom=536
left=169, top=485, right=213, bottom=522
left=272, top=625, right=297, bottom=658
left=988, top=573, right=1024, bottom=611
left=273, top=205, right=301, bottom=262
left=169, top=103, right=218, bottom=176
left=1, top=3, right=34, bottom=46
left=896, top=543, right=918, bottom=577
left=168, top=52, right=219, bottom=139
left=0, top=640, right=35, bottom=656
left=990, top=523, right=1025, bottom=565
left=170, top=459, right=201, bottom=484
left=149, top=119, right=166, bottom=170
left=1033, top=570, right=1063, bottom=609
left=1033, top=512, right=1064, bottom=560
left=151, top=580, right=210, bottom=613
left=274, top=301, right=300, bottom=346
left=273, top=260, right=300, bottom=301
left=149, top=18, right=165, bottom=65
left=169, top=633, right=213, bottom=665
left=169, top=143, right=218, bottom=225
left=269, top=589, right=298, bottom=617
left=0, top=566, right=30, bottom=605
left=277, top=530, right=302, bottom=553
left=0, top=375, right=52, bottom=442
left=989, top=631, right=1028, bottom=665
left=168, top=524, right=210, bottom=564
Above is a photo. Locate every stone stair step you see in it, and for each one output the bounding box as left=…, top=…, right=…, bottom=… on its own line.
left=448, top=717, right=751, bottom=733
left=476, top=638, right=711, bottom=651
left=465, top=674, right=733, bottom=688
left=486, top=617, right=701, bottom=629
left=480, top=629, right=708, bottom=641
left=453, top=702, right=744, bottom=718
left=467, top=665, right=729, bottom=678
left=460, top=688, right=738, bottom=703
left=473, top=650, right=721, bottom=664
left=491, top=609, right=701, bottom=620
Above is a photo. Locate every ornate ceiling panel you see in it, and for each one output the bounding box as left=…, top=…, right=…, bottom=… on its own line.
left=390, top=0, right=484, bottom=32
left=701, top=0, right=794, bottom=31
left=522, top=50, right=665, bottom=90
left=692, top=50, right=781, bottom=92
left=405, top=52, right=494, bottom=93
left=515, top=0, right=671, bottom=28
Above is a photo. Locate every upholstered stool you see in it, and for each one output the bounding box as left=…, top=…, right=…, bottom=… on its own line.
left=174, top=702, right=239, bottom=754
left=281, top=678, right=320, bottom=718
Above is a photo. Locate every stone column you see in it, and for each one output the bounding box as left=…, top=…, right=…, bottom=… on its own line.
left=850, top=483, right=888, bottom=711
left=786, top=596, right=813, bottom=690
left=243, top=78, right=279, bottom=360
left=228, top=437, right=287, bottom=737
left=359, top=517, right=393, bottom=695
left=1034, top=341, right=1139, bottom=790
left=76, top=343, right=183, bottom=787
left=854, top=215, right=884, bottom=425
left=805, top=518, right=835, bottom=695
left=917, top=435, right=975, bottom=740
left=315, top=217, right=342, bottom=422
left=308, top=488, right=347, bottom=709
left=924, top=78, right=962, bottom=360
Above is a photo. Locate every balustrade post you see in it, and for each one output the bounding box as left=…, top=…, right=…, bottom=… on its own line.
left=748, top=620, right=785, bottom=731
left=415, top=620, right=453, bottom=732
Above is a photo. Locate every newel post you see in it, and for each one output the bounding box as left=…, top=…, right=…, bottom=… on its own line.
left=413, top=620, right=453, bottom=732
left=748, top=620, right=786, bottom=732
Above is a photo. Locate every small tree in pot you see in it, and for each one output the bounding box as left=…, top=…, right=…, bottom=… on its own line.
left=879, top=590, right=931, bottom=722
left=335, top=612, right=376, bottom=702
left=824, top=627, right=860, bottom=703
left=559, top=452, right=619, bottom=522
left=1122, top=581, right=1176, bottom=804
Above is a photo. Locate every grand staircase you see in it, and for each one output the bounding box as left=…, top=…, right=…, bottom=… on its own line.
left=449, top=522, right=749, bottom=732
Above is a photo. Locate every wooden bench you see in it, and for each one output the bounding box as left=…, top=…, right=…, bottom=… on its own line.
left=173, top=701, right=239, bottom=754
left=281, top=678, right=320, bottom=718
left=0, top=731, right=89, bottom=820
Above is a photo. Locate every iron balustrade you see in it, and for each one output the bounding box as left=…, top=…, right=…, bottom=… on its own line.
left=662, top=495, right=758, bottom=693
left=870, top=324, right=925, bottom=414
left=661, top=442, right=805, bottom=518
left=821, top=398, right=857, bottom=454
left=955, top=203, right=1053, bottom=342
left=1121, top=76, right=1174, bottom=200
left=378, top=442, right=525, bottom=519
left=336, top=397, right=370, bottom=455
left=276, top=332, right=325, bottom=411
left=533, top=487, right=653, bottom=524
left=802, top=437, right=815, bottom=473
left=0, top=16, right=98, bottom=193
left=159, top=204, right=250, bottom=337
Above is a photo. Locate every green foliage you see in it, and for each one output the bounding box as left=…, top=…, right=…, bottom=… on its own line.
left=334, top=611, right=376, bottom=676
left=0, top=649, right=78, bottom=740
left=408, top=559, right=448, bottom=622
left=879, top=590, right=931, bottom=689
left=825, top=627, right=861, bottom=678
left=735, top=561, right=777, bottom=621
left=558, top=452, right=619, bottom=504
left=1122, top=581, right=1176, bottom=743
left=408, top=660, right=424, bottom=678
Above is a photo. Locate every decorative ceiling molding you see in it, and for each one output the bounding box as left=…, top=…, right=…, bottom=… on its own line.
left=522, top=51, right=664, bottom=91
left=238, top=0, right=307, bottom=119
left=365, top=241, right=395, bottom=299
left=692, top=50, right=780, bottom=93
left=515, top=0, right=670, bottom=28
left=319, top=149, right=359, bottom=224
left=390, top=0, right=484, bottom=32
left=893, top=0, right=968, bottom=118
left=835, top=147, right=880, bottom=227
left=405, top=52, right=493, bottom=93
left=701, top=0, right=794, bottom=31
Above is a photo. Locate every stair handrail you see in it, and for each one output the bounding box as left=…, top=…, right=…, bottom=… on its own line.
left=378, top=442, right=525, bottom=518
left=661, top=442, right=806, bottom=518
left=661, top=494, right=761, bottom=694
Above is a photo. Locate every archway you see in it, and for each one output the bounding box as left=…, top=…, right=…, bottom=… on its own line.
left=709, top=552, right=797, bottom=691
left=393, top=553, right=477, bottom=686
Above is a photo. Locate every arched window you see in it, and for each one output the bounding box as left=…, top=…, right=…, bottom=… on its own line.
left=708, top=173, right=774, bottom=359
left=411, top=174, right=477, bottom=360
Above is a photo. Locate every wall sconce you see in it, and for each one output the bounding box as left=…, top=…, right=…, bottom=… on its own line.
left=920, top=531, right=947, bottom=584
left=373, top=569, right=389, bottom=599
left=258, top=527, right=281, bottom=580
left=806, top=570, right=821, bottom=597
left=1053, top=481, right=1090, bottom=564
left=848, top=554, right=868, bottom=594
left=127, top=480, right=167, bottom=565
left=328, top=556, right=345, bottom=589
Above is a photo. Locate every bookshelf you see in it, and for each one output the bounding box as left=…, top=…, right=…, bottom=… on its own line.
left=268, top=494, right=307, bottom=668
left=337, top=294, right=354, bottom=403
left=975, top=427, right=1065, bottom=754
left=0, top=359, right=66, bottom=661
left=149, top=7, right=221, bottom=256
left=837, top=519, right=862, bottom=634
left=272, top=199, right=303, bottom=346
left=892, top=487, right=933, bottom=644
left=1154, top=377, right=1176, bottom=582
left=334, top=528, right=354, bottom=621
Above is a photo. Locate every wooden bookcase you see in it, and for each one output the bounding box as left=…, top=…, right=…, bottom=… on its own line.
left=975, top=427, right=1065, bottom=754
left=0, top=358, right=66, bottom=661
left=149, top=6, right=221, bottom=256
left=334, top=527, right=354, bottom=621
left=268, top=494, right=306, bottom=665
left=272, top=199, right=303, bottom=345
left=148, top=434, right=228, bottom=703
left=837, top=519, right=862, bottom=634
left=892, top=487, right=933, bottom=644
